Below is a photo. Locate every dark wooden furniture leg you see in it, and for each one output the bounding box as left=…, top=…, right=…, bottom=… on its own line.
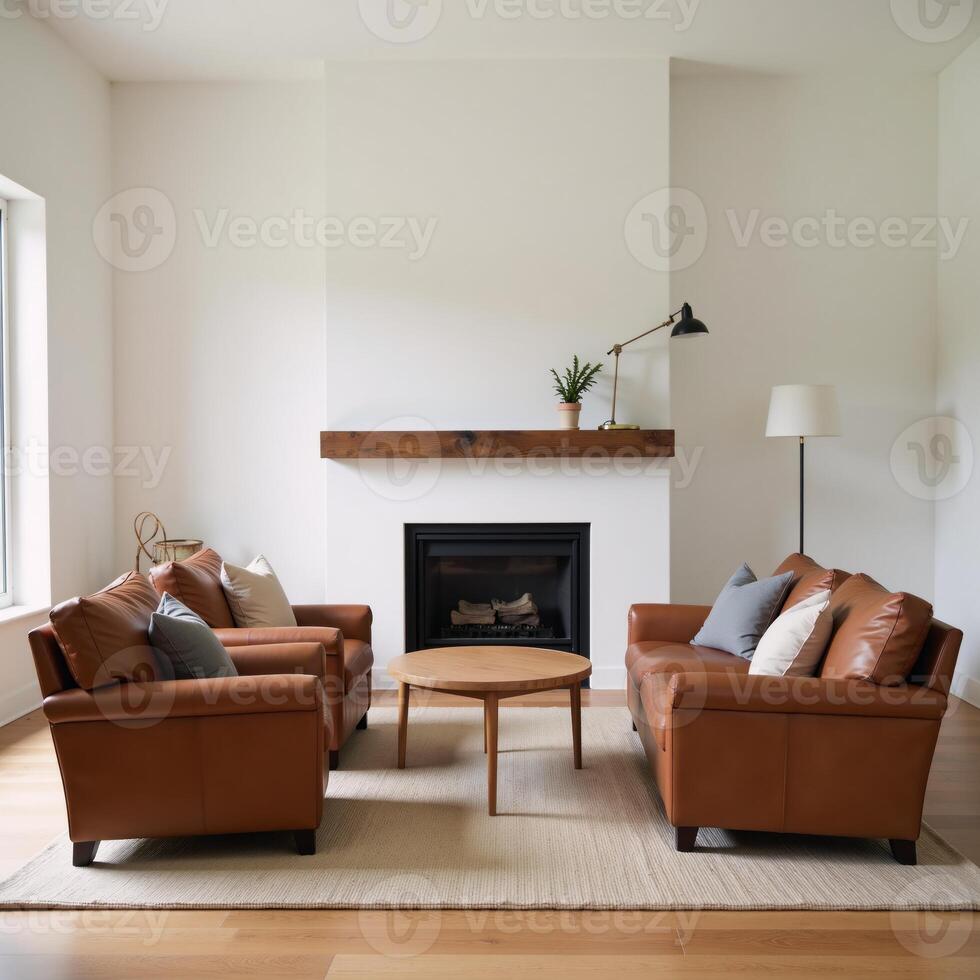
left=72, top=841, right=100, bottom=867
left=675, top=826, right=699, bottom=852
left=294, top=830, right=317, bottom=856
left=328, top=749, right=339, bottom=771
left=890, top=839, right=917, bottom=865
left=356, top=712, right=368, bottom=730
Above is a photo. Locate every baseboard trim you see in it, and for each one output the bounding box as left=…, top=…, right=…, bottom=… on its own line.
left=0, top=681, right=42, bottom=729
left=950, top=672, right=980, bottom=710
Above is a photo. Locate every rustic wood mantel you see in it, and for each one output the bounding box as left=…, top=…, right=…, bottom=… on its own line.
left=320, top=430, right=674, bottom=460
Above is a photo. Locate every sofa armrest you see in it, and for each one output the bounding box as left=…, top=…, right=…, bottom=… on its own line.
left=628, top=604, right=711, bottom=645
left=43, top=674, right=322, bottom=726
left=293, top=604, right=372, bottom=644
left=215, top=626, right=343, bottom=657
left=226, top=641, right=334, bottom=680
left=668, top=672, right=947, bottom=722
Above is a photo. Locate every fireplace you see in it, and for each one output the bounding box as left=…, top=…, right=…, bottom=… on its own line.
left=405, top=524, right=590, bottom=661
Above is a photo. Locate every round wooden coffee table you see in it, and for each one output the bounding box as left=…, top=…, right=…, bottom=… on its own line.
left=387, top=647, right=592, bottom=816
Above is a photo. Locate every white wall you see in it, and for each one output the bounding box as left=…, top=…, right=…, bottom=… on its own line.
left=937, top=38, right=980, bottom=707
left=322, top=60, right=671, bottom=687
left=111, top=82, right=328, bottom=601
left=670, top=73, right=939, bottom=604
left=109, top=63, right=672, bottom=689
left=0, top=16, right=112, bottom=724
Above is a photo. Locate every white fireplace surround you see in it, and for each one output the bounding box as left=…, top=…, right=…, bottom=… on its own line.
left=324, top=459, right=670, bottom=690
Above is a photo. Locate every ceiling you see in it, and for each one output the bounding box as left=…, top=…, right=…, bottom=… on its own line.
left=39, top=0, right=980, bottom=80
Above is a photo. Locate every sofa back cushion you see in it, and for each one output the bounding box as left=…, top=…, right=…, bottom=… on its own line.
left=821, top=573, right=933, bottom=686
left=148, top=548, right=235, bottom=628
left=50, top=572, right=162, bottom=690
left=773, top=554, right=850, bottom=609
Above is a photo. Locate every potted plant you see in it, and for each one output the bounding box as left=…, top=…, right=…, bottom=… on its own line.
left=550, top=356, right=603, bottom=430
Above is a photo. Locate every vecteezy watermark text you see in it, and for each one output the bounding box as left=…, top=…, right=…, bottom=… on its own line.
left=0, top=0, right=168, bottom=31
left=5, top=440, right=172, bottom=490
left=358, top=0, right=700, bottom=44
left=464, top=0, right=700, bottom=29
left=193, top=209, right=439, bottom=261
left=727, top=209, right=969, bottom=261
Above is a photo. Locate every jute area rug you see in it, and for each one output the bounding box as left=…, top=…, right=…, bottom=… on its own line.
left=1, top=707, right=977, bottom=910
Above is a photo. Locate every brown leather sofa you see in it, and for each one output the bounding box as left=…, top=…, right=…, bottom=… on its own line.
left=627, top=554, right=962, bottom=865
left=29, top=571, right=330, bottom=866
left=148, top=548, right=373, bottom=769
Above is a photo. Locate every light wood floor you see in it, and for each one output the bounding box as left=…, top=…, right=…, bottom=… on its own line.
left=0, top=689, right=977, bottom=979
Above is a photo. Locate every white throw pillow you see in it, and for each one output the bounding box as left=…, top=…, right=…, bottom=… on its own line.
left=749, top=590, right=832, bottom=678
left=220, top=555, right=297, bottom=629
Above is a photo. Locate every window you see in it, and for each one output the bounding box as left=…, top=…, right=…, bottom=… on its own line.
left=0, top=198, right=9, bottom=609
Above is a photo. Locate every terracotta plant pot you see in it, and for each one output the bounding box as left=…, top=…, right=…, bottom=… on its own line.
left=557, top=403, right=582, bottom=430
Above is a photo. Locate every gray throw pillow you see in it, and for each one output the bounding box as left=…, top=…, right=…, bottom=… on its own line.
left=692, top=564, right=794, bottom=660
left=149, top=593, right=239, bottom=680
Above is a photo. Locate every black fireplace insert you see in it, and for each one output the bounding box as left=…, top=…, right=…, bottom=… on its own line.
left=404, top=523, right=590, bottom=662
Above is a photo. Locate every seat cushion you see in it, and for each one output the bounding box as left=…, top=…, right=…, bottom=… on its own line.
left=774, top=554, right=850, bottom=609
left=821, top=573, right=933, bottom=685
left=149, top=548, right=235, bottom=629
left=343, top=640, right=374, bottom=693
left=626, top=640, right=747, bottom=690
left=50, top=572, right=162, bottom=690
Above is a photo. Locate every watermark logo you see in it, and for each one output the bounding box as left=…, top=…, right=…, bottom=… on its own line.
left=890, top=416, right=974, bottom=501
left=0, top=0, right=169, bottom=31
left=357, top=874, right=442, bottom=957
left=891, top=0, right=975, bottom=43
left=890, top=873, right=976, bottom=958
left=358, top=0, right=443, bottom=43
left=356, top=417, right=444, bottom=503
left=93, top=188, right=176, bottom=272
left=624, top=188, right=707, bottom=272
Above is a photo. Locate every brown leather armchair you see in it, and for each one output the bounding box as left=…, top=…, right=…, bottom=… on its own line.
left=29, top=573, right=331, bottom=866
left=626, top=555, right=963, bottom=865
left=149, top=549, right=372, bottom=769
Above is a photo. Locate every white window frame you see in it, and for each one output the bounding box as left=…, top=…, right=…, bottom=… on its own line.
left=0, top=197, right=10, bottom=610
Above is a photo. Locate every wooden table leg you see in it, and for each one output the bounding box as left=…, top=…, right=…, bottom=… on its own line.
left=397, top=682, right=409, bottom=769
left=570, top=681, right=582, bottom=770
left=486, top=693, right=498, bottom=815
left=483, top=699, right=488, bottom=754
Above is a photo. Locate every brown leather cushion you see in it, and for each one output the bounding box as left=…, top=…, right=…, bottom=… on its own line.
left=149, top=548, right=234, bottom=628
left=50, top=572, right=162, bottom=690
left=773, top=554, right=850, bottom=609
left=626, top=640, right=747, bottom=690
left=821, top=573, right=933, bottom=686
left=343, top=640, right=375, bottom=693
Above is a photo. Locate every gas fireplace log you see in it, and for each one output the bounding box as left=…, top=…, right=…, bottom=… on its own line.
left=458, top=600, right=494, bottom=616
left=498, top=614, right=541, bottom=627
left=492, top=593, right=534, bottom=613
left=451, top=610, right=496, bottom=626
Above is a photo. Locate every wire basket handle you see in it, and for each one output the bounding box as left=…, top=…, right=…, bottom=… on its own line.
left=134, top=511, right=167, bottom=573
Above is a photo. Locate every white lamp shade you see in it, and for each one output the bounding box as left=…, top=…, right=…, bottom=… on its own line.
left=766, top=385, right=841, bottom=438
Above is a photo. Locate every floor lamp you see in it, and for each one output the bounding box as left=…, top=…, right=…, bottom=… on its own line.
left=766, top=385, right=841, bottom=555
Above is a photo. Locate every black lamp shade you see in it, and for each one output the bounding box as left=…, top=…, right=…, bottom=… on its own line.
left=671, top=302, right=709, bottom=338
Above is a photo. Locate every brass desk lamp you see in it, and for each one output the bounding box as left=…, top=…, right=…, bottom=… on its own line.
left=600, top=303, right=709, bottom=430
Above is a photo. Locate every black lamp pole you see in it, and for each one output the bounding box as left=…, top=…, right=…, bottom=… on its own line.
left=799, top=436, right=805, bottom=555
